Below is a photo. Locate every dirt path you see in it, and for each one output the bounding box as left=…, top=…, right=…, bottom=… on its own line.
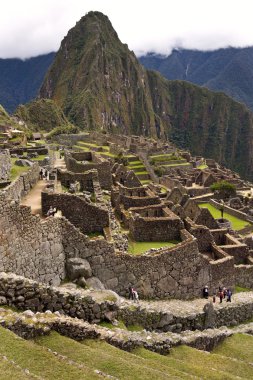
left=21, top=180, right=48, bottom=216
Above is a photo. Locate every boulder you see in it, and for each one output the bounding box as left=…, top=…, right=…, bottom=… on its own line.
left=66, top=258, right=92, bottom=280
left=15, top=159, right=33, bottom=167
left=86, top=276, right=105, bottom=290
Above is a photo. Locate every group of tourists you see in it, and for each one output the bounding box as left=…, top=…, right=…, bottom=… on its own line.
left=39, top=168, right=48, bottom=180
left=203, top=285, right=232, bottom=303
left=128, top=286, right=139, bottom=302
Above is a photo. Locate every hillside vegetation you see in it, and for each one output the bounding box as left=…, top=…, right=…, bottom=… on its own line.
left=140, top=47, right=253, bottom=112
left=39, top=12, right=253, bottom=180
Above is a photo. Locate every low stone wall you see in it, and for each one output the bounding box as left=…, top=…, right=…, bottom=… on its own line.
left=65, top=151, right=112, bottom=190
left=63, top=222, right=212, bottom=299
left=57, top=168, right=96, bottom=193
left=41, top=191, right=109, bottom=234
left=51, top=133, right=90, bottom=146
left=1, top=163, right=39, bottom=201
left=209, top=198, right=253, bottom=223
left=0, top=149, right=11, bottom=180
left=0, top=273, right=118, bottom=322
left=235, top=265, right=253, bottom=288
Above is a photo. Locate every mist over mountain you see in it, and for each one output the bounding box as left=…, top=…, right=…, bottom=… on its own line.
left=0, top=52, right=55, bottom=113
left=139, top=47, right=253, bottom=112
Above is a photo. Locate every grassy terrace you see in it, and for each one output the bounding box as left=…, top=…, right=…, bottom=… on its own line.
left=161, top=162, right=191, bottom=167
left=199, top=202, right=250, bottom=230
left=128, top=240, right=179, bottom=255
left=197, top=164, right=208, bottom=169
left=149, top=153, right=183, bottom=162
left=10, top=158, right=30, bottom=180
left=1, top=323, right=253, bottom=379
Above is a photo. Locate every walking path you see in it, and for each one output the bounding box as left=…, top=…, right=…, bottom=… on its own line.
left=120, top=291, right=253, bottom=318
left=21, top=180, right=48, bottom=216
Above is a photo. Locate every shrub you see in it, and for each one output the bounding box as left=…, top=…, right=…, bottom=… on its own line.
left=210, top=180, right=236, bottom=200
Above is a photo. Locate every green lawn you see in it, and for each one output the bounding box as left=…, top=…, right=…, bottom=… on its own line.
left=36, top=333, right=171, bottom=380
left=199, top=202, right=250, bottom=230
left=0, top=327, right=97, bottom=380
left=213, top=333, right=253, bottom=365
left=10, top=158, right=30, bottom=180
left=235, top=285, right=251, bottom=293
left=30, top=154, right=47, bottom=161
left=128, top=240, right=179, bottom=255
left=161, top=162, right=190, bottom=167
left=149, top=154, right=182, bottom=162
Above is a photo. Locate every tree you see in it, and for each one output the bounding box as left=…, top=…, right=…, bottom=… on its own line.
left=210, top=180, right=236, bottom=200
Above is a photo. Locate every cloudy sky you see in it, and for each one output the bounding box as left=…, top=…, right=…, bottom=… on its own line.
left=1, top=0, right=253, bottom=59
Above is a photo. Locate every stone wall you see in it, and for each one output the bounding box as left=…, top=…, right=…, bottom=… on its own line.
left=1, top=162, right=40, bottom=201
left=63, top=223, right=212, bottom=299
left=57, top=168, right=96, bottom=193
left=0, top=272, right=118, bottom=322
left=235, top=265, right=253, bottom=288
left=0, top=197, right=65, bottom=285
left=41, top=191, right=109, bottom=234
left=129, top=206, right=184, bottom=242
left=0, top=150, right=11, bottom=180
left=65, top=151, right=112, bottom=190
left=209, top=199, right=253, bottom=223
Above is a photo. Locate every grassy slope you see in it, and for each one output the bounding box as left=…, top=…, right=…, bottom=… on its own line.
left=10, top=158, right=30, bottom=180
left=213, top=333, right=253, bottom=363
left=134, top=346, right=238, bottom=380
left=199, top=202, right=250, bottom=230
left=0, top=327, right=98, bottom=380
left=1, top=325, right=253, bottom=379
left=168, top=344, right=253, bottom=379
left=35, top=332, right=175, bottom=380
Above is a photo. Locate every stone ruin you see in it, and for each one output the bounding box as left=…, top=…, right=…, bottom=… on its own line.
left=0, top=149, right=11, bottom=181
left=1, top=132, right=253, bottom=303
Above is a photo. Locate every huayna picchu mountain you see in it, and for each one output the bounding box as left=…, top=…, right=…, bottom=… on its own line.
left=39, top=11, right=253, bottom=180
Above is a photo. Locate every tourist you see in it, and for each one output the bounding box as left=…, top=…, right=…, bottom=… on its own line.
left=202, top=285, right=209, bottom=299
left=219, top=289, right=224, bottom=303
left=47, top=206, right=56, bottom=217
left=223, top=287, right=227, bottom=299
left=128, top=286, right=134, bottom=300
left=132, top=288, right=139, bottom=303
left=39, top=168, right=43, bottom=180
left=227, top=289, right=232, bottom=302
left=44, top=169, right=48, bottom=180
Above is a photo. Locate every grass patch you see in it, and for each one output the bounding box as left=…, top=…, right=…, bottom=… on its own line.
left=199, top=202, right=250, bottom=230
left=127, top=324, right=143, bottom=332
left=128, top=240, right=179, bottom=255
left=0, top=327, right=97, bottom=379
left=213, top=333, right=253, bottom=364
left=10, top=158, right=30, bottom=180
left=149, top=154, right=182, bottom=162
left=169, top=343, right=253, bottom=379
left=161, top=162, right=190, bottom=167
left=235, top=285, right=251, bottom=293
left=197, top=164, right=208, bottom=169
left=87, top=231, right=104, bottom=239
left=29, top=154, right=47, bottom=161
left=140, top=179, right=151, bottom=184
left=35, top=332, right=170, bottom=380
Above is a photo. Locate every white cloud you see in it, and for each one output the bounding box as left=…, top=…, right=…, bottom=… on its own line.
left=0, top=0, right=253, bottom=58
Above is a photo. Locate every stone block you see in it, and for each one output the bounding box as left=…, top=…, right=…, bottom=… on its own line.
left=86, top=277, right=105, bottom=290
left=66, top=258, right=92, bottom=280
